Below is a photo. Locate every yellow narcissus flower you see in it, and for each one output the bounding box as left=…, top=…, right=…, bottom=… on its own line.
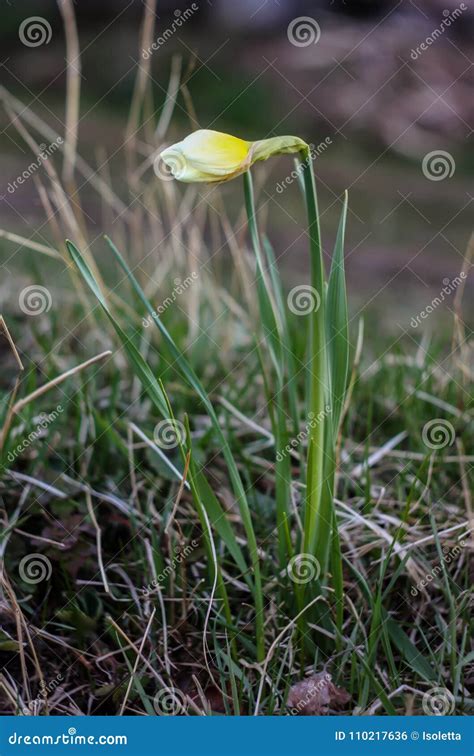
left=159, top=129, right=308, bottom=183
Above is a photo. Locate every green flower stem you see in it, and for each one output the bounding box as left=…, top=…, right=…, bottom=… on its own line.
left=315, top=428, right=336, bottom=576
left=300, top=147, right=329, bottom=563
left=243, top=171, right=293, bottom=568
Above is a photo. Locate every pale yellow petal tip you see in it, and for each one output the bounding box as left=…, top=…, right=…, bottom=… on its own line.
left=250, top=136, right=308, bottom=164
left=159, top=130, right=308, bottom=184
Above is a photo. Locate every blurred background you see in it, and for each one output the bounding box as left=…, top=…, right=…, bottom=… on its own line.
left=1, top=0, right=472, bottom=333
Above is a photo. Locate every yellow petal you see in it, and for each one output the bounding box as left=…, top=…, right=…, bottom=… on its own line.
left=160, top=130, right=308, bottom=184
left=160, top=129, right=251, bottom=183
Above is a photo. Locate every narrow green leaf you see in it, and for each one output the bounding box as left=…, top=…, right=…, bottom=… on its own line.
left=243, top=172, right=283, bottom=383
left=300, top=149, right=329, bottom=565
left=386, top=617, right=435, bottom=682
left=262, top=235, right=299, bottom=435
left=66, top=240, right=169, bottom=418
left=326, top=191, right=349, bottom=439
left=191, top=462, right=250, bottom=580
left=331, top=507, right=344, bottom=643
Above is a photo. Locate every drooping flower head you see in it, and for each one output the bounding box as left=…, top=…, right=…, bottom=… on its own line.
left=159, top=129, right=308, bottom=183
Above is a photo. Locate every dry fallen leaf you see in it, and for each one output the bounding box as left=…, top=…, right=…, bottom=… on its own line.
left=286, top=672, right=351, bottom=715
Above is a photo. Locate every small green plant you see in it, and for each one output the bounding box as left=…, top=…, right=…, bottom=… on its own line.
left=68, top=127, right=350, bottom=664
